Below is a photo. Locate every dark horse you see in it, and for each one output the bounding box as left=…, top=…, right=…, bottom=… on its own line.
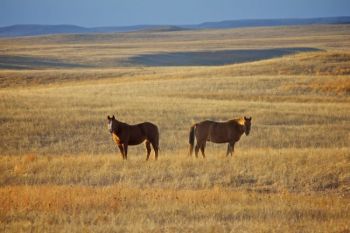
left=107, top=115, right=159, bottom=160
left=189, top=116, right=252, bottom=158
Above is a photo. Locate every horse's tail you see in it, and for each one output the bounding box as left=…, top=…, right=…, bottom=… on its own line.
left=189, top=124, right=196, bottom=156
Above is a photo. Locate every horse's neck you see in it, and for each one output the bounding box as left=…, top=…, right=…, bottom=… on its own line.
left=239, top=124, right=246, bottom=135
left=113, top=120, right=123, bottom=134
left=233, top=121, right=245, bottom=135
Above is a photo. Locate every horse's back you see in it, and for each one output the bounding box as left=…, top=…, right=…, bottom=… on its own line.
left=195, top=120, right=236, bottom=143
left=196, top=120, right=229, bottom=130
left=196, top=120, right=215, bottom=129
left=194, top=120, right=215, bottom=140
left=138, top=122, right=158, bottom=133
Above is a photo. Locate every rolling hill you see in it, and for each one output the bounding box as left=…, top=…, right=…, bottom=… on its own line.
left=0, top=16, right=349, bottom=37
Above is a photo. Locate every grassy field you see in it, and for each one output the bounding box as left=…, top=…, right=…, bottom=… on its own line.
left=0, top=25, right=350, bottom=232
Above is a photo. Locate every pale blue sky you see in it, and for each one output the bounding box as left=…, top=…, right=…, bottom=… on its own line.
left=0, top=0, right=349, bottom=27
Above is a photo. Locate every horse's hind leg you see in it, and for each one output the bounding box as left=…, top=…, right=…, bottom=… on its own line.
left=189, top=144, right=194, bottom=156
left=145, top=141, right=151, bottom=161
left=195, top=143, right=200, bottom=158
left=195, top=140, right=205, bottom=158
left=154, top=147, right=159, bottom=160
left=200, top=143, right=206, bottom=158
left=151, top=142, right=159, bottom=160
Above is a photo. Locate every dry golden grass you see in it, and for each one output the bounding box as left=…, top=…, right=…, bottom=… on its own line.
left=1, top=185, right=349, bottom=233
left=1, top=149, right=349, bottom=192
left=1, top=151, right=349, bottom=232
left=1, top=73, right=349, bottom=155
left=0, top=24, right=350, bottom=232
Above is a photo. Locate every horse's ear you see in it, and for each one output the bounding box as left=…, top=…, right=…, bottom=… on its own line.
left=112, top=115, right=115, bottom=120
left=244, top=116, right=252, bottom=121
left=107, top=115, right=110, bottom=120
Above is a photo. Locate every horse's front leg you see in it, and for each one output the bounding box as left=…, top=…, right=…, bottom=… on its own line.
left=226, top=142, right=234, bottom=156
left=226, top=143, right=231, bottom=157
left=123, top=144, right=128, bottom=160
left=117, top=144, right=125, bottom=159
left=230, top=142, right=235, bottom=156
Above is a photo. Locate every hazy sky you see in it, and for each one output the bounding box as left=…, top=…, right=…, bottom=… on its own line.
left=1, top=0, right=350, bottom=27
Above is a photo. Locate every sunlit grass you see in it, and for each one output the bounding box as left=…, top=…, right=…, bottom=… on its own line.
left=1, top=185, right=349, bottom=233
left=1, top=149, right=349, bottom=192
left=1, top=150, right=349, bottom=232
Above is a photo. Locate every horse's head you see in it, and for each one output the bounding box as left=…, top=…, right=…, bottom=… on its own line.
left=107, top=115, right=116, bottom=133
left=244, top=116, right=252, bottom=135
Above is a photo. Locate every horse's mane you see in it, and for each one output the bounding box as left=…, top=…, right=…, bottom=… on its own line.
left=233, top=118, right=245, bottom=126
left=113, top=118, right=125, bottom=125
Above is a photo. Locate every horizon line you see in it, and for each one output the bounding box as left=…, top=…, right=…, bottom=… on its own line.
left=1, top=15, right=350, bottom=28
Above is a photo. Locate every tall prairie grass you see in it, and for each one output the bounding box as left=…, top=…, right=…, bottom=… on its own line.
left=1, top=150, right=349, bottom=232
left=1, top=185, right=349, bottom=233
left=1, top=73, right=349, bottom=155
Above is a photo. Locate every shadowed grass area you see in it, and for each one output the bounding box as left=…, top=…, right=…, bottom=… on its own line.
left=0, top=51, right=349, bottom=89
left=1, top=24, right=349, bottom=69
left=126, top=47, right=320, bottom=66
left=0, top=55, right=90, bottom=69
left=0, top=47, right=321, bottom=69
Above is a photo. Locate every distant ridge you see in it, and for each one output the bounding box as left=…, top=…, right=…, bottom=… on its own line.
left=0, top=16, right=349, bottom=38
left=192, top=16, right=350, bottom=29
left=0, top=24, right=89, bottom=37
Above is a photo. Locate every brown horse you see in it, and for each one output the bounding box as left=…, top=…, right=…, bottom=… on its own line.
left=107, top=115, right=159, bottom=160
left=189, top=116, right=252, bottom=158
